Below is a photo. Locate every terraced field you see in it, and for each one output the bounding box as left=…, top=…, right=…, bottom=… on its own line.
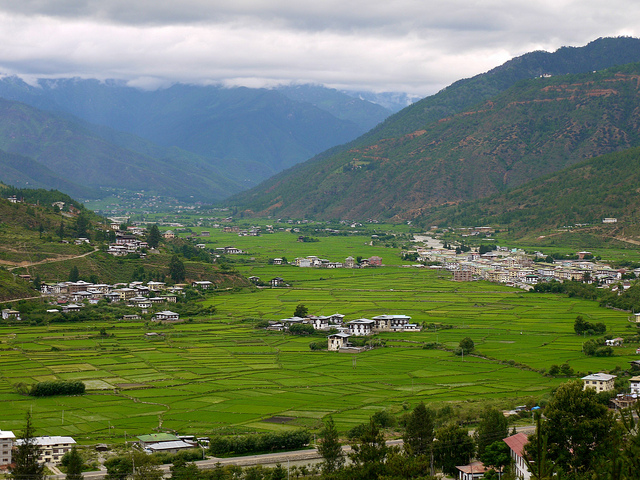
left=0, top=267, right=635, bottom=444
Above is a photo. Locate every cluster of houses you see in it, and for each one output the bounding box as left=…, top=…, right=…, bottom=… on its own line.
left=0, top=431, right=207, bottom=469
left=0, top=432, right=76, bottom=468
left=107, top=232, right=149, bottom=256
left=265, top=313, right=420, bottom=352
left=285, top=255, right=382, bottom=268
left=416, top=246, right=633, bottom=290
left=36, top=279, right=197, bottom=322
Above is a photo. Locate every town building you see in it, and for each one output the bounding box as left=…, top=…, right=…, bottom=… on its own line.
left=0, top=430, right=15, bottom=467
left=15, top=436, right=76, bottom=465
left=582, top=373, right=616, bottom=392
left=503, top=432, right=530, bottom=480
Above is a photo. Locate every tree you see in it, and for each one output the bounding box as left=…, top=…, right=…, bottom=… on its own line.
left=348, top=418, right=388, bottom=479
left=57, top=220, right=65, bottom=240
left=480, top=440, right=510, bottom=473
left=433, top=424, right=475, bottom=476
left=169, top=458, right=199, bottom=480
left=131, top=451, right=163, bottom=480
left=293, top=304, right=308, bottom=317
left=541, top=380, right=615, bottom=474
left=75, top=213, right=90, bottom=239
left=147, top=225, right=161, bottom=249
left=403, top=401, right=435, bottom=457
left=69, top=266, right=80, bottom=282
left=168, top=255, right=186, bottom=283
left=457, top=337, right=474, bottom=355
left=318, top=416, right=344, bottom=474
left=523, top=413, right=557, bottom=480
left=10, top=411, right=45, bottom=480
left=474, top=407, right=508, bottom=458
left=63, top=446, right=84, bottom=480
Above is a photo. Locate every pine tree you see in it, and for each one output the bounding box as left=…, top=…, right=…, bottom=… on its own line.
left=69, top=266, right=80, bottom=282
left=64, top=446, right=83, bottom=480
left=147, top=225, right=161, bottom=249
left=474, top=407, right=508, bottom=458
left=318, top=416, right=344, bottom=474
left=168, top=255, right=186, bottom=283
left=10, top=411, right=45, bottom=480
left=403, top=401, right=435, bottom=457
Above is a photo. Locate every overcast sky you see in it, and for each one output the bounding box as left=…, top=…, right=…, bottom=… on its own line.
left=0, top=1, right=638, bottom=96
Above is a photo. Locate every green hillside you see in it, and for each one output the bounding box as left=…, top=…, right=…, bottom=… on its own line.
left=419, top=145, right=640, bottom=234
left=0, top=79, right=385, bottom=186
left=231, top=63, right=640, bottom=221
left=0, top=98, right=242, bottom=201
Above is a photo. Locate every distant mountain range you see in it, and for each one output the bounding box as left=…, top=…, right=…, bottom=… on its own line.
left=0, top=78, right=392, bottom=194
left=3, top=36, right=640, bottom=217
left=230, top=37, right=640, bottom=221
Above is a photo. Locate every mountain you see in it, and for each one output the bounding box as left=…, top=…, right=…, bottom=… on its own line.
left=0, top=98, right=242, bottom=201
left=229, top=38, right=640, bottom=220
left=0, top=150, right=97, bottom=199
left=0, top=78, right=391, bottom=185
left=419, top=145, right=640, bottom=233
left=276, top=84, right=392, bottom=131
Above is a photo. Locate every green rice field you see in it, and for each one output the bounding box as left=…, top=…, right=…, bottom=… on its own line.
left=1, top=263, right=637, bottom=444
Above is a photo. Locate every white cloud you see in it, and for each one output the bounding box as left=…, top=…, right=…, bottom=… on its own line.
left=0, top=1, right=637, bottom=95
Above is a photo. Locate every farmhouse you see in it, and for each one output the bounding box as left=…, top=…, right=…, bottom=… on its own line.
left=503, top=432, right=530, bottom=480
left=309, top=316, right=330, bottom=330
left=630, top=376, right=640, bottom=394
left=192, top=280, right=213, bottom=289
left=605, top=337, right=623, bottom=346
left=1, top=309, right=21, bottom=320
left=372, top=314, right=412, bottom=331
left=16, top=436, right=76, bottom=465
left=328, top=332, right=351, bottom=351
left=152, top=311, right=181, bottom=322
left=582, top=373, right=616, bottom=392
left=348, top=319, right=375, bottom=336
left=0, top=430, right=15, bottom=467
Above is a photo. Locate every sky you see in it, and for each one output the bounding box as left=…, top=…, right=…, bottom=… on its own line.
left=0, top=1, right=638, bottom=96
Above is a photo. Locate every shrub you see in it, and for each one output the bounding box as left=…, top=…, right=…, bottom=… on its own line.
left=29, top=380, right=85, bottom=397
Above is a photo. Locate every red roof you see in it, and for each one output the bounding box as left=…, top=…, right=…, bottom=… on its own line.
left=456, top=461, right=488, bottom=474
left=503, top=432, right=528, bottom=457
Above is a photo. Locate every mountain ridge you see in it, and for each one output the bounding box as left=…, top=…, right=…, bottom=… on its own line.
left=230, top=62, right=640, bottom=221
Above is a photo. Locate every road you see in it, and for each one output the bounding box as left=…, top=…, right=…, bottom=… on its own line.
left=48, top=427, right=535, bottom=479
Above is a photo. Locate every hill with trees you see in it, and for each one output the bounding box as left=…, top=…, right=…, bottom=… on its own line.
left=418, top=144, right=640, bottom=233
left=0, top=78, right=391, bottom=189
left=231, top=62, right=640, bottom=221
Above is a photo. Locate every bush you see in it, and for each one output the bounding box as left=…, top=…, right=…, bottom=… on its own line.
left=29, top=380, right=85, bottom=397
left=289, top=324, right=315, bottom=335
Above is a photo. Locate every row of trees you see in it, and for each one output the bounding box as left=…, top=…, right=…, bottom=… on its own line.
left=209, top=430, right=311, bottom=456
left=28, top=379, right=86, bottom=397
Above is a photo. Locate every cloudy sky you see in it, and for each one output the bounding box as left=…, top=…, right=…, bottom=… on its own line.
left=0, top=0, right=638, bottom=96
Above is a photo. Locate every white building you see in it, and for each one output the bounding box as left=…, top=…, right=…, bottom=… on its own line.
left=347, top=319, right=375, bottom=336
left=582, top=373, right=616, bottom=392
left=503, top=432, right=530, bottom=480
left=15, top=436, right=76, bottom=465
left=328, top=333, right=351, bottom=351
left=0, top=430, right=15, bottom=466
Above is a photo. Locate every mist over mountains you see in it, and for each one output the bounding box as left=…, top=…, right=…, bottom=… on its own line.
left=2, top=36, right=640, bottom=224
